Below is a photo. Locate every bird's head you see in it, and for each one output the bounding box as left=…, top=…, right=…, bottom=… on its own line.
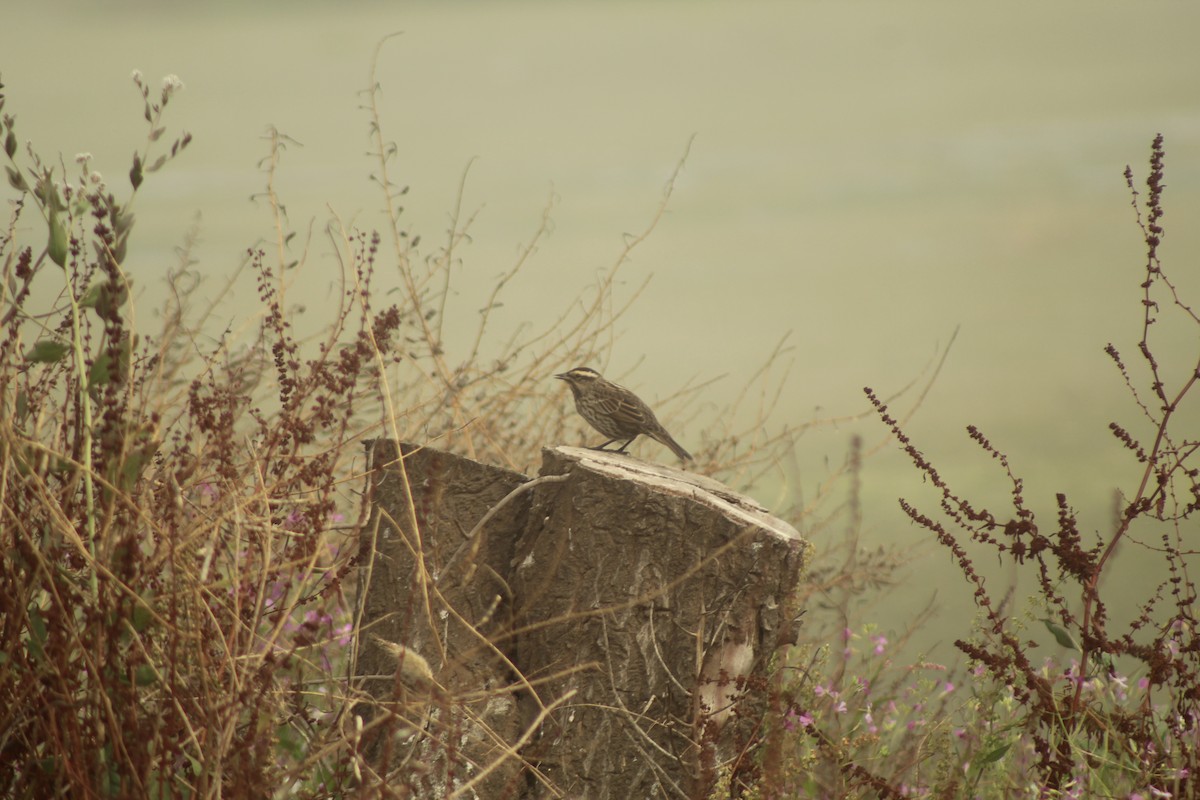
left=554, top=367, right=603, bottom=386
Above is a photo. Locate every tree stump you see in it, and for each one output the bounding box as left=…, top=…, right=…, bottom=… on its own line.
left=513, top=447, right=809, bottom=798
left=355, top=441, right=809, bottom=798
left=355, top=440, right=531, bottom=796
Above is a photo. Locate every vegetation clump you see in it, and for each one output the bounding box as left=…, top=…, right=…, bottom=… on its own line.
left=1, top=54, right=1195, bottom=799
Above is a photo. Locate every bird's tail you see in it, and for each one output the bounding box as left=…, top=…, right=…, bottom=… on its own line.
left=654, top=431, right=692, bottom=462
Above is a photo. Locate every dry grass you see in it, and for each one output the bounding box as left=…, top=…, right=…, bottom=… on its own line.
left=0, top=49, right=879, bottom=798
left=10, top=37, right=1157, bottom=798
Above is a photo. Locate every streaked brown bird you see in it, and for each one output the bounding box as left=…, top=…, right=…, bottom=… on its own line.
left=555, top=366, right=692, bottom=462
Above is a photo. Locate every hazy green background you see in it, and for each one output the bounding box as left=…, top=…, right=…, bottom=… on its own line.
left=6, top=0, right=1200, bottom=657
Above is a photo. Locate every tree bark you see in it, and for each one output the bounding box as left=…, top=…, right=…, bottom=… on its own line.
left=355, top=441, right=810, bottom=798
left=355, top=440, right=530, bottom=796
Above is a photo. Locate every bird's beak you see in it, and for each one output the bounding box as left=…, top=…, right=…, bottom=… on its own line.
left=554, top=373, right=568, bottom=381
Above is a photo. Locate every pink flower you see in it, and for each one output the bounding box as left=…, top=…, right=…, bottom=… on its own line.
left=783, top=709, right=814, bottom=732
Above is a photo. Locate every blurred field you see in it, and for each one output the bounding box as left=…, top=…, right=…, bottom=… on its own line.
left=5, top=0, right=1200, bottom=656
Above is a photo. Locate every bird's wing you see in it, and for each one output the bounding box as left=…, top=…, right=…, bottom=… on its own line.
left=607, top=394, right=653, bottom=429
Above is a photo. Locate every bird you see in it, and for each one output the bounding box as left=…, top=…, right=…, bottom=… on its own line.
left=555, top=366, right=692, bottom=461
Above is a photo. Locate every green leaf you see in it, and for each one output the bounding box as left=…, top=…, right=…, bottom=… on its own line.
left=275, top=723, right=304, bottom=759
left=111, top=231, right=130, bottom=266
left=131, top=601, right=153, bottom=633
left=1042, top=618, right=1080, bottom=651
left=47, top=208, right=68, bottom=267
left=10, top=445, right=33, bottom=476
left=5, top=164, right=26, bottom=192
left=27, top=607, right=47, bottom=663
left=88, top=353, right=113, bottom=389
left=81, top=279, right=133, bottom=320
left=129, top=151, right=143, bottom=190
left=48, top=456, right=75, bottom=476
left=119, top=449, right=150, bottom=491
left=112, top=206, right=135, bottom=237
left=24, top=339, right=69, bottom=363
left=34, top=170, right=60, bottom=209
left=79, top=282, right=104, bottom=309
left=976, top=742, right=1011, bottom=766
left=134, top=665, right=158, bottom=686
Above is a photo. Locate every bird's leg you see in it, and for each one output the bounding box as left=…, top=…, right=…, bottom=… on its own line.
left=614, top=436, right=638, bottom=454
left=590, top=438, right=620, bottom=451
